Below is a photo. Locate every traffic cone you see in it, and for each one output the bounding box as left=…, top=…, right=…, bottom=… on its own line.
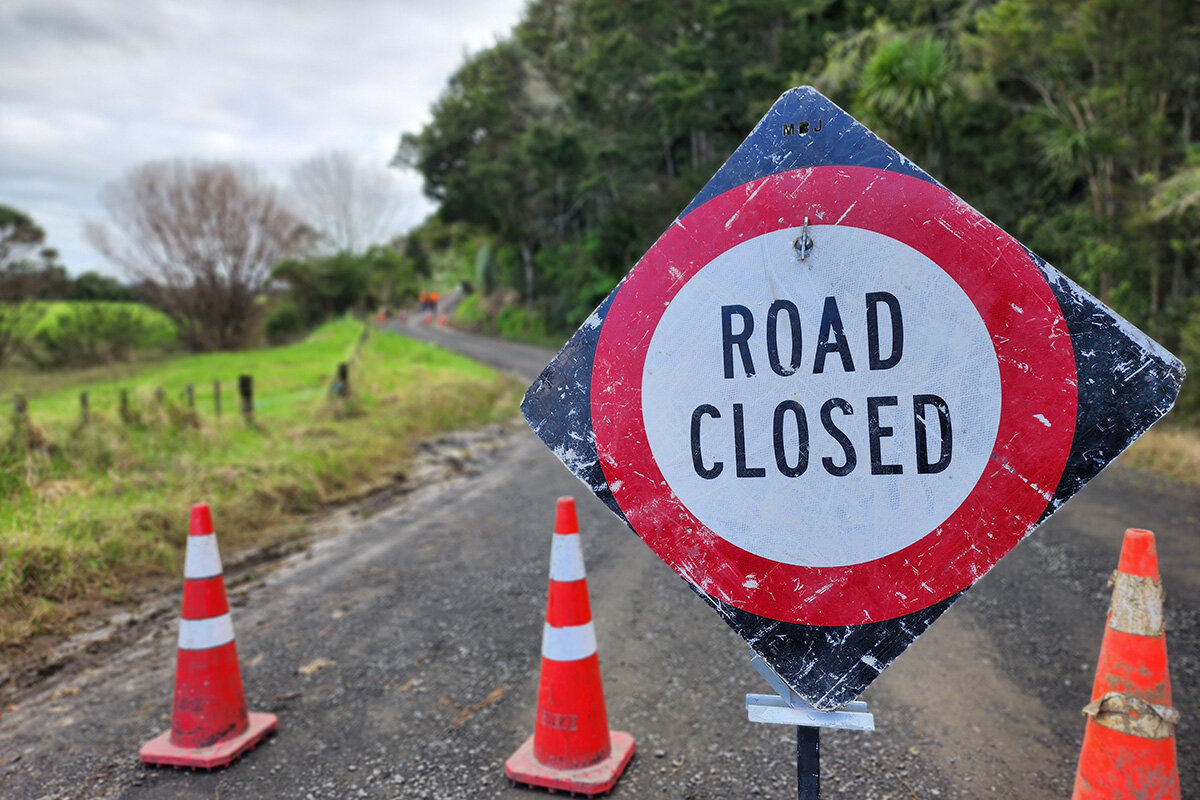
left=1072, top=528, right=1180, bottom=799
left=140, top=504, right=277, bottom=769
left=505, top=497, right=636, bottom=795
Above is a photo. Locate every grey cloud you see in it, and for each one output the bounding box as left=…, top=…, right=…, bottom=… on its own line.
left=0, top=0, right=525, bottom=277
left=3, top=0, right=169, bottom=55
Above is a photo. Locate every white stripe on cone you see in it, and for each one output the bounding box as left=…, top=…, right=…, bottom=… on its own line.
left=179, top=613, right=236, bottom=650
left=549, top=533, right=586, bottom=582
left=542, top=621, right=597, bottom=662
left=184, top=533, right=224, bottom=580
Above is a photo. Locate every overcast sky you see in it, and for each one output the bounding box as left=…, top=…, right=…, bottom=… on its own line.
left=0, top=0, right=528, bottom=277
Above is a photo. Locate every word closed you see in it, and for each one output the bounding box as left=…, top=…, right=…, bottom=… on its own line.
left=690, top=292, right=952, bottom=480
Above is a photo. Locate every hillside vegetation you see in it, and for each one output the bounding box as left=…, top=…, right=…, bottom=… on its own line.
left=402, top=0, right=1199, bottom=413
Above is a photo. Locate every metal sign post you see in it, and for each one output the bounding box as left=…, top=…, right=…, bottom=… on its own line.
left=746, top=654, right=873, bottom=799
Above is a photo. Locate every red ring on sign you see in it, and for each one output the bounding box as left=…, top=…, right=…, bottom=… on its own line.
left=592, top=166, right=1076, bottom=625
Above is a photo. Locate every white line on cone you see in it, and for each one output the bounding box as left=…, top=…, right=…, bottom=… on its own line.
left=549, top=533, right=586, bottom=582
left=178, top=613, right=235, bottom=650
left=184, top=533, right=224, bottom=580
left=541, top=621, right=597, bottom=662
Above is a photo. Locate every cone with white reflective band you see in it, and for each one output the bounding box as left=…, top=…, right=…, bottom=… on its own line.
left=140, top=504, right=277, bottom=769
left=505, top=497, right=635, bottom=795
left=1072, top=528, right=1179, bottom=799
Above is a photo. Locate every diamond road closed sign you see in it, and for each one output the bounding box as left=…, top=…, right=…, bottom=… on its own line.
left=522, top=87, right=1184, bottom=709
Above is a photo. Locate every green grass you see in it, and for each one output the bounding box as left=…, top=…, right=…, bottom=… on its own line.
left=0, top=318, right=520, bottom=643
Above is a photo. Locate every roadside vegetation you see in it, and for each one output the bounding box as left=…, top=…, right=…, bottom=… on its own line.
left=1122, top=426, right=1200, bottom=486
left=4, top=301, right=177, bottom=369
left=0, top=318, right=520, bottom=643
left=452, top=291, right=561, bottom=347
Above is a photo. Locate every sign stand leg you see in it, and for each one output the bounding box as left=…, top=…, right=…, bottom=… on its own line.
left=744, top=653, right=872, bottom=800
left=797, top=725, right=819, bottom=800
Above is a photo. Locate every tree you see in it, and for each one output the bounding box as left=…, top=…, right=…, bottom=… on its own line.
left=857, top=34, right=961, bottom=179
left=971, top=0, right=1195, bottom=304
left=289, top=150, right=407, bottom=254
left=0, top=205, right=56, bottom=364
left=0, top=205, right=46, bottom=269
left=0, top=206, right=68, bottom=300
left=88, top=160, right=309, bottom=351
left=66, top=271, right=135, bottom=302
left=397, top=42, right=552, bottom=307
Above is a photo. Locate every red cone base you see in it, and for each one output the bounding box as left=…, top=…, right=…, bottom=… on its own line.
left=140, top=711, right=277, bottom=769
left=506, top=730, right=636, bottom=796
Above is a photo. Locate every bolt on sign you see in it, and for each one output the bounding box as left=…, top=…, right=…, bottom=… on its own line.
left=521, top=87, right=1184, bottom=710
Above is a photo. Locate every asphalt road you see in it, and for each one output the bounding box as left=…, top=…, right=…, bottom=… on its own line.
left=0, top=318, right=1195, bottom=799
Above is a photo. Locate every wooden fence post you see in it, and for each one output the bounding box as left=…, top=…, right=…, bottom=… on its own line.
left=214, top=380, right=222, bottom=419
left=336, top=362, right=350, bottom=397
left=238, top=375, right=254, bottom=423
left=13, top=393, right=28, bottom=426
left=185, top=383, right=195, bottom=409
left=80, top=392, right=90, bottom=426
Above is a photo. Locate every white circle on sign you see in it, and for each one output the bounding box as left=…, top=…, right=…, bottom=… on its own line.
left=641, top=225, right=1003, bottom=568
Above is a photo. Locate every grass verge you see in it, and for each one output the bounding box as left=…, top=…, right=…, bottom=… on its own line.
left=0, top=318, right=521, bottom=644
left=1120, top=424, right=1200, bottom=485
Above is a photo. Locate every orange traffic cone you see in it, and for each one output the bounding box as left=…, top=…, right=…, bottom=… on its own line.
left=505, top=498, right=636, bottom=795
left=1072, top=528, right=1180, bottom=799
left=140, top=504, right=277, bottom=769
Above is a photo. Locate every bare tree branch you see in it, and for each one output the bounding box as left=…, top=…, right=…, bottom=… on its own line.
left=88, top=159, right=309, bottom=351
left=289, top=150, right=406, bottom=254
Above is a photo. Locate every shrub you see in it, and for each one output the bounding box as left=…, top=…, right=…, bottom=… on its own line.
left=264, top=301, right=308, bottom=344
left=452, top=294, right=486, bottom=328
left=27, top=302, right=177, bottom=367
left=496, top=305, right=550, bottom=341
left=0, top=302, right=44, bottom=365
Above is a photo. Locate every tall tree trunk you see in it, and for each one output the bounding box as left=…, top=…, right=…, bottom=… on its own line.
left=1150, top=255, right=1160, bottom=319
left=522, top=241, right=535, bottom=311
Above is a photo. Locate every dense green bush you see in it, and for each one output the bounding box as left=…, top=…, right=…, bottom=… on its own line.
left=25, top=302, right=177, bottom=367
left=264, top=301, right=308, bottom=344
left=452, top=294, right=486, bottom=328
left=271, top=246, right=419, bottom=336
left=495, top=305, right=550, bottom=341
left=65, top=271, right=135, bottom=302
left=451, top=289, right=557, bottom=345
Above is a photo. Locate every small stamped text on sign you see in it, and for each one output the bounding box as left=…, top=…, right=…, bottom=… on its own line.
left=521, top=87, right=1184, bottom=710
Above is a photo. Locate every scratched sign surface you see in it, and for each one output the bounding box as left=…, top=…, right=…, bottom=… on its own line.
left=521, top=87, right=1184, bottom=709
